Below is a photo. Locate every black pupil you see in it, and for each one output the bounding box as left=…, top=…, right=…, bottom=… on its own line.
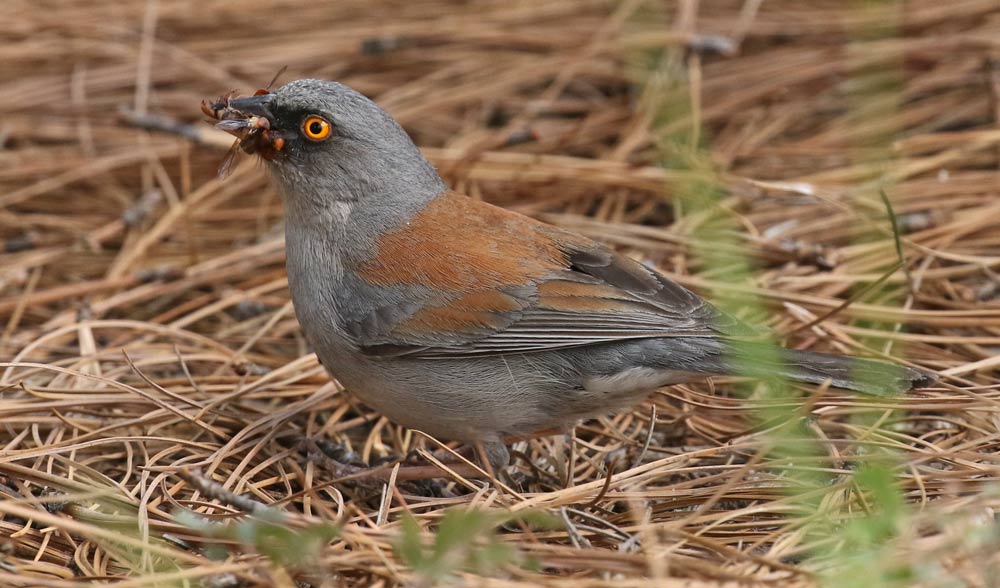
left=309, top=121, right=323, bottom=135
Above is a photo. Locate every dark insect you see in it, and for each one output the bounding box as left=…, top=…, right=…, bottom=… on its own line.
left=199, top=90, right=239, bottom=121
left=201, top=67, right=288, bottom=177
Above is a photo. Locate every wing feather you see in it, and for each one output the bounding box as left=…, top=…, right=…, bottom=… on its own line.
left=349, top=191, right=743, bottom=359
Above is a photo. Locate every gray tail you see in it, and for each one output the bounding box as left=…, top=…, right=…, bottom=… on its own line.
left=725, top=343, right=936, bottom=396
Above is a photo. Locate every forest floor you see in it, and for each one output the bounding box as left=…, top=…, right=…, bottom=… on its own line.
left=2, top=1, right=1000, bottom=586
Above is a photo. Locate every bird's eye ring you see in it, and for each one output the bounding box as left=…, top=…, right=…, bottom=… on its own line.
left=301, top=115, right=332, bottom=141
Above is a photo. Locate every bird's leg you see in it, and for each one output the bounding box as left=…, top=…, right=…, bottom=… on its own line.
left=475, top=440, right=511, bottom=471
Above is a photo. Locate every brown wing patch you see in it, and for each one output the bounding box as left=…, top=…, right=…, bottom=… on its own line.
left=358, top=191, right=569, bottom=290
left=537, top=279, right=654, bottom=314
left=537, top=279, right=634, bottom=301
left=393, top=290, right=525, bottom=337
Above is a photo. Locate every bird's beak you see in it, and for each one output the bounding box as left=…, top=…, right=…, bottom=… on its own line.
left=226, top=92, right=276, bottom=121
left=212, top=91, right=286, bottom=163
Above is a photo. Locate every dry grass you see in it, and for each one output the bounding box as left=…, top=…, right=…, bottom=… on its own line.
left=2, top=0, right=1000, bottom=586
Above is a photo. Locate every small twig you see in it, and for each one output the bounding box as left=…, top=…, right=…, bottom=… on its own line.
left=585, top=455, right=620, bottom=510
left=176, top=468, right=278, bottom=518
left=560, top=507, right=591, bottom=549
left=878, top=188, right=914, bottom=291
left=783, top=260, right=902, bottom=336
left=118, top=107, right=228, bottom=147
left=630, top=404, right=656, bottom=470
left=121, top=349, right=225, bottom=437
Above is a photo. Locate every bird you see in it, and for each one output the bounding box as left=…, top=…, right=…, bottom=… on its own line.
left=213, top=78, right=935, bottom=472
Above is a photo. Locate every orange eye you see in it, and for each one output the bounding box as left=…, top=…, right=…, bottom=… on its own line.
left=301, top=115, right=332, bottom=141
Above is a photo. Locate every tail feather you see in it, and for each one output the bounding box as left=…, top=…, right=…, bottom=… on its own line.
left=726, top=343, right=936, bottom=396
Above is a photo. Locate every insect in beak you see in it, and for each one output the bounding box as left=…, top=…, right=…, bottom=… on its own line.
left=201, top=90, right=285, bottom=177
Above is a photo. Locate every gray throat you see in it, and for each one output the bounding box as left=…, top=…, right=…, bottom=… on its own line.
left=274, top=141, right=446, bottom=248
left=273, top=146, right=446, bottom=352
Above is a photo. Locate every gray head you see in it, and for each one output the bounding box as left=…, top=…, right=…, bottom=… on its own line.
left=225, top=79, right=445, bottom=222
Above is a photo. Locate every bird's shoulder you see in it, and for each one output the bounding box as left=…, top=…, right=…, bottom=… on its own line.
left=355, top=190, right=580, bottom=291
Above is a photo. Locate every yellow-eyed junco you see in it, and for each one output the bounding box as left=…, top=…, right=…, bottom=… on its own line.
left=210, top=79, right=935, bottom=469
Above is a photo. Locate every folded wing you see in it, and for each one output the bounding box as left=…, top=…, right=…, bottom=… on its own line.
left=350, top=191, right=742, bottom=358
